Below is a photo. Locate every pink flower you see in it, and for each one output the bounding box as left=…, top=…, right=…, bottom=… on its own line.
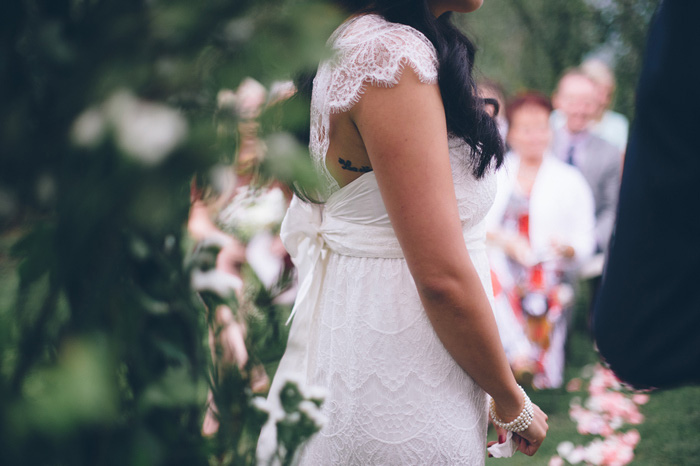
left=622, top=429, right=641, bottom=446
left=567, top=378, right=583, bottom=392
left=549, top=455, right=565, bottom=466
left=588, top=365, right=622, bottom=396
left=562, top=364, right=645, bottom=466
left=568, top=446, right=587, bottom=464
left=627, top=410, right=644, bottom=424
left=599, top=423, right=614, bottom=438
left=598, top=434, right=636, bottom=465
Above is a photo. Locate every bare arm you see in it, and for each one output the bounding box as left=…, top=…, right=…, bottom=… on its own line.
left=351, top=68, right=546, bottom=450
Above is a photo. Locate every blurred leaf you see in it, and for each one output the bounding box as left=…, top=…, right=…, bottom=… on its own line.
left=9, top=335, right=118, bottom=435
left=1, top=0, right=334, bottom=464
left=260, top=132, right=320, bottom=192
left=11, top=223, right=56, bottom=286
left=140, top=366, right=201, bottom=410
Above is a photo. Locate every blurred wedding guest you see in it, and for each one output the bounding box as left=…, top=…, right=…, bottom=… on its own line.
left=486, top=92, right=595, bottom=389
left=551, top=62, right=629, bottom=155
left=594, top=0, right=700, bottom=389
left=551, top=70, right=621, bottom=255
left=580, top=58, right=629, bottom=154
left=478, top=78, right=509, bottom=143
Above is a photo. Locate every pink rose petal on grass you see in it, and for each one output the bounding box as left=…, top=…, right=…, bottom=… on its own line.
left=557, top=441, right=575, bottom=457
left=627, top=410, right=644, bottom=425
left=567, top=378, right=583, bottom=392
left=622, top=429, right=641, bottom=446
left=549, top=456, right=565, bottom=466
left=568, top=446, right=586, bottom=464
left=599, top=434, right=636, bottom=465
left=565, top=364, right=645, bottom=466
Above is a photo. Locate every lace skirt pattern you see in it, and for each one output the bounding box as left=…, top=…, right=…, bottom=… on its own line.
left=298, top=248, right=492, bottom=465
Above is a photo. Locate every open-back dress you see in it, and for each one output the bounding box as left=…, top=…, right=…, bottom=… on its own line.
left=260, top=14, right=498, bottom=465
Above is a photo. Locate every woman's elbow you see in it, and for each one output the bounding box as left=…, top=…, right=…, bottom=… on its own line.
left=413, top=269, right=468, bottom=305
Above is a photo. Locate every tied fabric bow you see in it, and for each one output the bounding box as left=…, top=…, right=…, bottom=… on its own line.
left=256, top=196, right=330, bottom=462
left=281, top=195, right=328, bottom=326
left=273, top=195, right=332, bottom=385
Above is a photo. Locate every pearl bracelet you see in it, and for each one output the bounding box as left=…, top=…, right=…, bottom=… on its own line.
left=489, top=385, right=534, bottom=433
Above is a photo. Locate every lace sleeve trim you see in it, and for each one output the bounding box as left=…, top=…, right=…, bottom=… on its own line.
left=326, top=14, right=439, bottom=113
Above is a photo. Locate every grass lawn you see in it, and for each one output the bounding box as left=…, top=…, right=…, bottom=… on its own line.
left=487, top=287, right=700, bottom=465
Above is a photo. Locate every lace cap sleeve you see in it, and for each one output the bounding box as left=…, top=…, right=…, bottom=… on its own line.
left=326, top=14, right=439, bottom=113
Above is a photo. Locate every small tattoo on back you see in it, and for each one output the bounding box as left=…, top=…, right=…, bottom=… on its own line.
left=339, top=157, right=372, bottom=173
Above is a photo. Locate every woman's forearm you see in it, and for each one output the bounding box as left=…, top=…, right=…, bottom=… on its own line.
left=415, top=264, right=525, bottom=420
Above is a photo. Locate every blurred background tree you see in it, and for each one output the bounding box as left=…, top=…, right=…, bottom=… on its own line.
left=461, top=0, right=660, bottom=119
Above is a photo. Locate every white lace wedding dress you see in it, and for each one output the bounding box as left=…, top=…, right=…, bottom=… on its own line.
left=259, top=14, right=498, bottom=465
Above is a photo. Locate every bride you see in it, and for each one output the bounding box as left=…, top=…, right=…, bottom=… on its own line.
left=260, top=0, right=548, bottom=464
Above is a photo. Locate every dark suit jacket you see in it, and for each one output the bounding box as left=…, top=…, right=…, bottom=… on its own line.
left=593, top=0, right=700, bottom=389
left=551, top=131, right=621, bottom=253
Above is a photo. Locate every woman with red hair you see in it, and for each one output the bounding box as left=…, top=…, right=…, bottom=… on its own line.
left=486, top=92, right=596, bottom=389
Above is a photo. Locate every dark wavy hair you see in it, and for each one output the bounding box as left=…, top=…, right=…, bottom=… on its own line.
left=330, top=0, right=504, bottom=178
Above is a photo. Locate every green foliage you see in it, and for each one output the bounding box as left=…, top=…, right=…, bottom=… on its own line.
left=462, top=0, right=660, bottom=119
left=0, top=0, right=340, bottom=465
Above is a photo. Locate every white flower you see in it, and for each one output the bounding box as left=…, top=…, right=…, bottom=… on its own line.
left=208, top=164, right=237, bottom=198
left=567, top=446, right=586, bottom=464
left=268, top=80, right=296, bottom=105
left=251, top=396, right=271, bottom=414
left=246, top=232, right=283, bottom=289
left=278, top=373, right=304, bottom=392
left=583, top=439, right=604, bottom=465
left=304, top=385, right=328, bottom=402
left=217, top=89, right=237, bottom=112
left=105, top=90, right=187, bottom=165
left=218, top=186, right=287, bottom=241
left=191, top=268, right=243, bottom=297
left=609, top=416, right=624, bottom=430
left=197, top=232, right=234, bottom=252
left=235, top=78, right=266, bottom=119
left=255, top=422, right=279, bottom=466
left=298, top=400, right=327, bottom=429
left=549, top=456, right=565, bottom=466
left=71, top=107, right=106, bottom=147
left=557, top=441, right=575, bottom=458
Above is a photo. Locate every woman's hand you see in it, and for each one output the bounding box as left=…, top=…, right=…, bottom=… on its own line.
left=487, top=230, right=534, bottom=266
left=551, top=239, right=575, bottom=260
left=504, top=235, right=534, bottom=266
left=487, top=401, right=548, bottom=457
left=512, top=402, right=549, bottom=456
